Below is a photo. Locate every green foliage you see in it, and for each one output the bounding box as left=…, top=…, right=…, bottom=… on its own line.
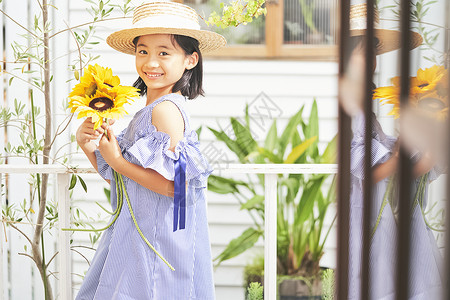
left=382, top=0, right=442, bottom=64
left=247, top=282, right=264, bottom=300
left=206, top=0, right=267, bottom=28
left=208, top=100, right=337, bottom=277
left=321, top=268, right=335, bottom=300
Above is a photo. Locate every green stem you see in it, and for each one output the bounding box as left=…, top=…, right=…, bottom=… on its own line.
left=62, top=172, right=123, bottom=232
left=371, top=175, right=396, bottom=239
left=118, top=173, right=175, bottom=271
left=63, top=171, right=174, bottom=271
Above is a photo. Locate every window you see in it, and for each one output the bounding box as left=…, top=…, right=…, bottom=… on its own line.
left=186, top=0, right=338, bottom=59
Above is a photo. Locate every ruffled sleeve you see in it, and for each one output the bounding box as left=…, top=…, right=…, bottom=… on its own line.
left=125, top=125, right=213, bottom=189
left=350, top=138, right=392, bottom=180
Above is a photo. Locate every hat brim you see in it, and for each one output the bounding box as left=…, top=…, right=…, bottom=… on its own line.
left=107, top=27, right=226, bottom=55
left=350, top=29, right=423, bottom=55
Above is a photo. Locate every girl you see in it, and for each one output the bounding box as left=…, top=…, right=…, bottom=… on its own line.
left=347, top=2, right=443, bottom=299
left=75, top=1, right=226, bottom=299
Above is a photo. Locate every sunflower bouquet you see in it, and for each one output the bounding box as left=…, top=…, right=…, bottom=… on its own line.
left=68, top=64, right=140, bottom=129
left=373, top=65, right=448, bottom=120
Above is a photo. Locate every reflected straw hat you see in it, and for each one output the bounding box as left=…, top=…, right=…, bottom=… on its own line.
left=107, top=1, right=226, bottom=55
left=350, top=2, right=423, bottom=54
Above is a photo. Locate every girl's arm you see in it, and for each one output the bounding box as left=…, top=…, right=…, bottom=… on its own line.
left=372, top=143, right=435, bottom=183
left=98, top=101, right=184, bottom=197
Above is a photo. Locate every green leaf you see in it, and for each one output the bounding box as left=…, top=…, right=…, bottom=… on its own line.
left=305, top=99, right=319, bottom=160
left=231, top=117, right=258, bottom=156
left=69, top=174, right=77, bottom=190
left=320, top=134, right=337, bottom=163
left=240, top=195, right=264, bottom=211
left=78, top=175, right=87, bottom=193
left=295, top=176, right=325, bottom=225
left=103, top=187, right=111, bottom=203
left=207, top=175, right=243, bottom=194
left=264, top=120, right=278, bottom=152
left=278, top=106, right=304, bottom=157
left=214, top=228, right=263, bottom=265
left=196, top=126, right=202, bottom=139
left=208, top=126, right=246, bottom=162
left=257, top=147, right=282, bottom=163
left=284, top=136, right=317, bottom=164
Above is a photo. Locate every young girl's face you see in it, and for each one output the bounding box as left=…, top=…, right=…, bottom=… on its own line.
left=135, top=34, right=198, bottom=101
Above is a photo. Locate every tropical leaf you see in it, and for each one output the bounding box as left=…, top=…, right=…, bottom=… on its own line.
left=280, top=177, right=299, bottom=204
left=264, top=120, right=278, bottom=152
left=295, top=176, right=325, bottom=225
left=214, top=227, right=263, bottom=265
left=208, top=126, right=246, bottom=162
left=208, top=175, right=242, bottom=194
left=320, top=134, right=337, bottom=163
left=305, top=99, right=319, bottom=161
left=196, top=126, right=202, bottom=138
left=278, top=106, right=304, bottom=157
left=258, top=147, right=283, bottom=163
left=284, top=136, right=317, bottom=164
left=241, top=195, right=264, bottom=211
left=231, top=117, right=258, bottom=156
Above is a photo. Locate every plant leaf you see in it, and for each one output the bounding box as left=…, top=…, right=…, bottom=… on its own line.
left=231, top=117, right=258, bottom=157
left=257, top=147, right=283, bottom=163
left=69, top=174, right=77, bottom=190
left=284, top=136, right=317, bottom=164
left=305, top=99, right=319, bottom=160
left=264, top=120, right=278, bottom=152
left=77, top=175, right=87, bottom=193
left=240, top=195, right=264, bottom=210
left=278, top=106, right=304, bottom=157
left=208, top=126, right=246, bottom=162
left=320, top=134, right=337, bottom=163
left=214, top=227, right=263, bottom=265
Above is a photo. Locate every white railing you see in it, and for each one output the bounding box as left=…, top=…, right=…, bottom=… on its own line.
left=0, top=163, right=338, bottom=300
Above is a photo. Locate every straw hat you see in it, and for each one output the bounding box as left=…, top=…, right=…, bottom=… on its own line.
left=107, top=1, right=226, bottom=55
left=350, top=2, right=423, bottom=54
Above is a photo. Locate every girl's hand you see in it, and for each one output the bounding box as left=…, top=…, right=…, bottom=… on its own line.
left=98, top=126, right=123, bottom=170
left=76, top=118, right=102, bottom=147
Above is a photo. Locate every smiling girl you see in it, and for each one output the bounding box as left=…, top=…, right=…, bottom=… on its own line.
left=75, top=2, right=226, bottom=299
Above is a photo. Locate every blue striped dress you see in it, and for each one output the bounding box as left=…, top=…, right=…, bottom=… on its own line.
left=348, top=112, right=444, bottom=300
left=76, top=93, right=215, bottom=300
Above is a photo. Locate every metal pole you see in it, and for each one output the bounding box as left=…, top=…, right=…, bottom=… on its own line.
left=361, top=1, right=375, bottom=299
left=336, top=0, right=351, bottom=298
left=264, top=173, right=278, bottom=299
left=396, top=0, right=412, bottom=299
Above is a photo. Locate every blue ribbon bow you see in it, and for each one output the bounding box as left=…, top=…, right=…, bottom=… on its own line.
left=173, top=152, right=187, bottom=231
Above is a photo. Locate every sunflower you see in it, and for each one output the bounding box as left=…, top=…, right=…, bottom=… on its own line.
left=69, top=64, right=140, bottom=129
left=69, top=64, right=121, bottom=98
left=416, top=91, right=448, bottom=121
left=373, top=65, right=448, bottom=119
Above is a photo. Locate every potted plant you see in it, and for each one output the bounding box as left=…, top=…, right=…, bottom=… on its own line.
left=208, top=100, right=337, bottom=299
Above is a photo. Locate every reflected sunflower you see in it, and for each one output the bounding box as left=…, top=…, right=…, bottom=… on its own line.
left=69, top=64, right=139, bottom=129
left=416, top=91, right=448, bottom=121
left=373, top=65, right=448, bottom=119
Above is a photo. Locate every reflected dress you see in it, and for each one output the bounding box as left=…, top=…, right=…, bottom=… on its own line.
left=348, top=112, right=444, bottom=300
left=76, top=93, right=215, bottom=300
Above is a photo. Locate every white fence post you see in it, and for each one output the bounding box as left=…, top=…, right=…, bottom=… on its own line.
left=57, top=173, right=72, bottom=300
left=264, top=173, right=278, bottom=300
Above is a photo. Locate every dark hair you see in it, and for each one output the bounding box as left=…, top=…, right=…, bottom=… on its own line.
left=132, top=35, right=204, bottom=99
